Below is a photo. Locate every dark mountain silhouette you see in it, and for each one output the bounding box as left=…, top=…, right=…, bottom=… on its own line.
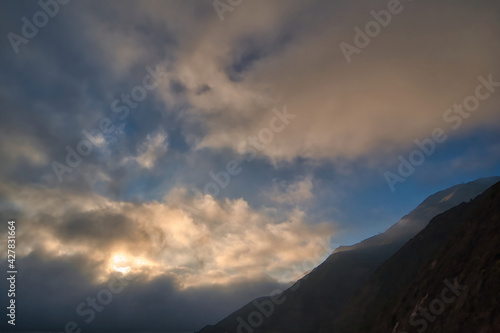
left=196, top=177, right=500, bottom=333
left=330, top=180, right=500, bottom=333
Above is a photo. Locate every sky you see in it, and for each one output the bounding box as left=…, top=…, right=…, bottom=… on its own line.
left=0, top=0, right=500, bottom=331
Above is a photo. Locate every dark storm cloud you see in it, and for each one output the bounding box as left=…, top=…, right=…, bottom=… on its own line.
left=0, top=0, right=181, bottom=194
left=195, top=84, right=211, bottom=95
left=54, top=212, right=151, bottom=249
left=0, top=251, right=286, bottom=332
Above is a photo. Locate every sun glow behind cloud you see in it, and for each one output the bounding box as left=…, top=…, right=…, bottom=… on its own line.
left=111, top=254, right=132, bottom=274
left=0, top=182, right=333, bottom=289
left=109, top=253, right=159, bottom=276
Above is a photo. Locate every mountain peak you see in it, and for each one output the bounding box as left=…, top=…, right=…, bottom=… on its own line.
left=196, top=177, right=500, bottom=333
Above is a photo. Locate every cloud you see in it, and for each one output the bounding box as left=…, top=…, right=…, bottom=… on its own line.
left=267, top=176, right=314, bottom=205
left=0, top=178, right=332, bottom=331
left=122, top=130, right=168, bottom=169
left=138, top=0, right=500, bottom=163
left=0, top=133, right=48, bottom=169
left=0, top=250, right=287, bottom=332
left=0, top=182, right=333, bottom=288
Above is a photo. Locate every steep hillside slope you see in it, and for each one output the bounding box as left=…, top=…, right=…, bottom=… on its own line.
left=331, top=181, right=500, bottom=333
left=197, top=177, right=500, bottom=333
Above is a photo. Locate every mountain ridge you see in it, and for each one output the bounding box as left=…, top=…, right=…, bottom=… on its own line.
left=329, top=179, right=500, bottom=332
left=196, top=177, right=500, bottom=333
